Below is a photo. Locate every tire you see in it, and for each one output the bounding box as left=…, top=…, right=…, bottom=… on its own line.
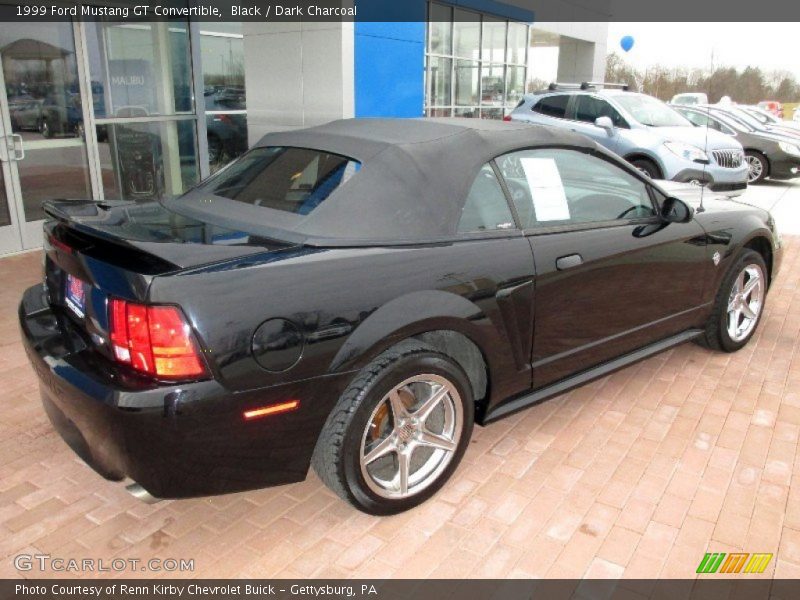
left=745, top=151, right=768, bottom=184
left=629, top=158, right=661, bottom=180
left=312, top=340, right=474, bottom=515
left=699, top=249, right=768, bottom=352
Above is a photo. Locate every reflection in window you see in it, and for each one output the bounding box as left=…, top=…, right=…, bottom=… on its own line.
left=98, top=121, right=198, bottom=201
left=199, top=22, right=248, bottom=173
left=425, top=1, right=528, bottom=119
left=85, top=21, right=193, bottom=118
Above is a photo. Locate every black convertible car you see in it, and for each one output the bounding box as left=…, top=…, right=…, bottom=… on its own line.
left=20, top=118, right=782, bottom=514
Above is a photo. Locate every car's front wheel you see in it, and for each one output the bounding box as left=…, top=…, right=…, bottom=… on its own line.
left=312, top=341, right=474, bottom=514
left=745, top=151, right=768, bottom=184
left=700, top=249, right=768, bottom=352
left=629, top=158, right=661, bottom=180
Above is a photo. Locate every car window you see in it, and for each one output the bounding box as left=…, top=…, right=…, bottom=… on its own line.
left=457, top=163, right=515, bottom=233
left=198, top=146, right=360, bottom=215
left=495, top=148, right=656, bottom=229
left=614, top=94, right=692, bottom=127
left=573, top=96, right=627, bottom=128
left=532, top=94, right=570, bottom=119
left=681, top=110, right=734, bottom=134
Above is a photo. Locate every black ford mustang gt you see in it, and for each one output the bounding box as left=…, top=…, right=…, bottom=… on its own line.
left=20, top=118, right=782, bottom=514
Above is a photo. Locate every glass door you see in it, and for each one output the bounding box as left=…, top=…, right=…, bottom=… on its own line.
left=0, top=20, right=94, bottom=250
left=0, top=118, right=22, bottom=254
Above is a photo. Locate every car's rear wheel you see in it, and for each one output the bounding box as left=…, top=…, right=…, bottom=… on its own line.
left=745, top=151, right=768, bottom=183
left=312, top=340, right=474, bottom=514
left=699, top=249, right=767, bottom=352
left=629, top=158, right=661, bottom=179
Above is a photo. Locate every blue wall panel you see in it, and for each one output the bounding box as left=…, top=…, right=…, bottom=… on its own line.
left=354, top=1, right=427, bottom=118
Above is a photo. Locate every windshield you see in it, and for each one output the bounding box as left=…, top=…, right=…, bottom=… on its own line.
left=196, top=146, right=361, bottom=215
left=614, top=94, right=693, bottom=127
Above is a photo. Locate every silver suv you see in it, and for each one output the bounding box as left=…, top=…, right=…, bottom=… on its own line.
left=510, top=84, right=749, bottom=196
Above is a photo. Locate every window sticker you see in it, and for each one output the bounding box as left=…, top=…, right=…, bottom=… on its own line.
left=519, top=157, right=570, bottom=222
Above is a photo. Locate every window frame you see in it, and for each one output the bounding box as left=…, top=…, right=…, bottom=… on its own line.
left=490, top=146, right=663, bottom=236
left=424, top=1, right=530, bottom=120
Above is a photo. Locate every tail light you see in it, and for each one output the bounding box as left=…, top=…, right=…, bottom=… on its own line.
left=109, top=299, right=208, bottom=379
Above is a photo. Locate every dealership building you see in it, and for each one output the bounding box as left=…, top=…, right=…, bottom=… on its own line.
left=0, top=1, right=608, bottom=256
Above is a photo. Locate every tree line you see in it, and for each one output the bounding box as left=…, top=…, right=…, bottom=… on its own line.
left=605, top=52, right=800, bottom=104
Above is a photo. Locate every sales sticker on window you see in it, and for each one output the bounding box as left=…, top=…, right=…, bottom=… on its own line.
left=520, top=158, right=570, bottom=221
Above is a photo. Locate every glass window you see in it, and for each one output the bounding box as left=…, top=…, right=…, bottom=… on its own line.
left=505, top=66, right=526, bottom=108
left=496, top=149, right=655, bottom=228
left=425, top=4, right=528, bottom=120
left=458, top=164, right=515, bottom=233
left=84, top=21, right=193, bottom=118
left=198, top=22, right=248, bottom=173
left=454, top=60, right=479, bottom=106
left=453, top=11, right=480, bottom=59
left=507, top=22, right=527, bottom=65
left=198, top=147, right=360, bottom=216
left=533, top=95, right=570, bottom=119
left=613, top=94, right=691, bottom=128
left=482, top=18, right=506, bottom=63
left=97, top=120, right=198, bottom=201
left=427, top=56, right=452, bottom=107
left=481, top=64, right=505, bottom=107
left=573, top=96, right=627, bottom=127
left=428, top=3, right=452, bottom=54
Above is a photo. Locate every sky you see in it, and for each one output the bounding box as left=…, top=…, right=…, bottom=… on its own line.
left=606, top=23, right=800, bottom=79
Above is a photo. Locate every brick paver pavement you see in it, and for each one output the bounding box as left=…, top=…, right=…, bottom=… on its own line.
left=1, top=235, right=798, bottom=580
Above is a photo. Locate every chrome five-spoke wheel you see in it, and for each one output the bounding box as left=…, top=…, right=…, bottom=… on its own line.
left=360, top=374, right=463, bottom=499
left=727, top=264, right=765, bottom=342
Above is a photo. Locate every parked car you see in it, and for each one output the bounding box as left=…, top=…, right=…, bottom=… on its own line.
left=675, top=105, right=800, bottom=183
left=740, top=105, right=800, bottom=133
left=8, top=95, right=42, bottom=132
left=670, top=92, right=708, bottom=106
left=20, top=118, right=781, bottom=514
left=510, top=83, right=748, bottom=195
left=757, top=100, right=784, bottom=119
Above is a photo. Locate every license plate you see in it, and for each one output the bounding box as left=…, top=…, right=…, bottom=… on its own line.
left=64, top=273, right=86, bottom=319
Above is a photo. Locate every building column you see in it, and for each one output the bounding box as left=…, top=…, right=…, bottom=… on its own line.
left=242, top=21, right=355, bottom=144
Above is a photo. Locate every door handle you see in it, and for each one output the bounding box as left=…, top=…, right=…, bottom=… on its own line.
left=11, top=134, right=24, bottom=161
left=556, top=254, right=583, bottom=270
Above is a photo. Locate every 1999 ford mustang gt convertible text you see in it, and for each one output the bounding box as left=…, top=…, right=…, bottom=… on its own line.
left=20, top=119, right=782, bottom=514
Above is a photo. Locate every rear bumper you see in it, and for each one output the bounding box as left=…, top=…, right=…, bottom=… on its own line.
left=766, top=153, right=800, bottom=179
left=19, top=284, right=351, bottom=499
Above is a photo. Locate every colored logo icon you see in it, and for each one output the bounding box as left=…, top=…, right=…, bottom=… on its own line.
left=696, top=552, right=773, bottom=574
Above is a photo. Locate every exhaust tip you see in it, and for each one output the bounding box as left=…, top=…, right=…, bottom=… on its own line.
left=126, top=483, right=161, bottom=504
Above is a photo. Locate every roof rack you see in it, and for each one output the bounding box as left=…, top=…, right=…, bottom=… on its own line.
left=546, top=81, right=630, bottom=92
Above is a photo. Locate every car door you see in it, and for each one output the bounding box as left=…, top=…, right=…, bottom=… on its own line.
left=495, top=147, right=710, bottom=389
left=566, top=95, right=626, bottom=154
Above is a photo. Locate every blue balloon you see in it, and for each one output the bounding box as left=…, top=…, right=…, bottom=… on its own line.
left=620, top=36, right=634, bottom=52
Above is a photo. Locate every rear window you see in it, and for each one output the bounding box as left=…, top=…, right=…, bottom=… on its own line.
left=533, top=94, right=570, bottom=118
left=199, top=147, right=360, bottom=215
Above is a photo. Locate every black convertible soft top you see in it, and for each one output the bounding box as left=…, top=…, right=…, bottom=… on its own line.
left=168, top=118, right=597, bottom=246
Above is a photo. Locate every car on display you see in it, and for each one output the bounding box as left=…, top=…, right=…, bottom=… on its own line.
left=510, top=83, right=749, bottom=195
left=20, top=118, right=782, bottom=514
left=670, top=92, right=708, bottom=106
left=758, top=100, right=784, bottom=119
left=675, top=105, right=800, bottom=184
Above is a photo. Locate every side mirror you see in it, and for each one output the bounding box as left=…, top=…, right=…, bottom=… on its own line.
left=594, top=116, right=614, bottom=133
left=661, top=196, right=694, bottom=223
